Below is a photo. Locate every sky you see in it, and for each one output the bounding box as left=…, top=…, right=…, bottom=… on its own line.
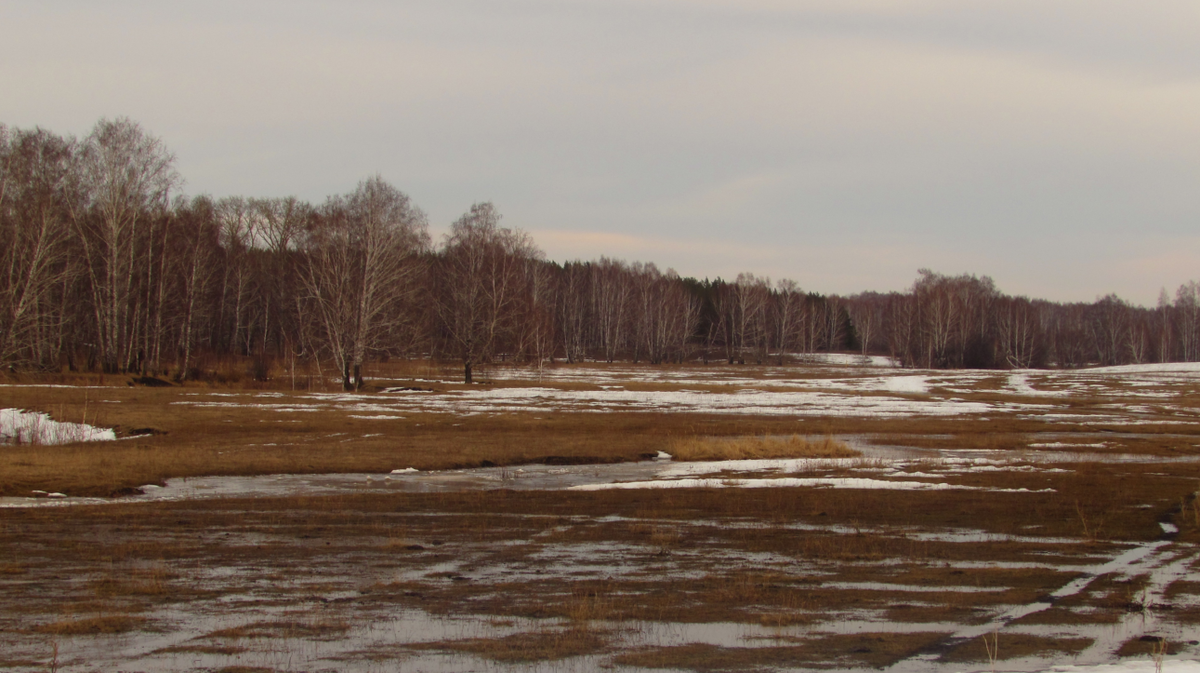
left=2, top=1, right=1198, bottom=305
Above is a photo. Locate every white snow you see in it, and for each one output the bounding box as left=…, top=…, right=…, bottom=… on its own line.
left=570, top=476, right=1053, bottom=493
left=156, top=360, right=1200, bottom=426
left=0, top=408, right=116, bottom=445
left=1082, top=362, right=1200, bottom=375
left=794, top=353, right=900, bottom=367
left=1007, top=372, right=1072, bottom=397
left=1030, top=654, right=1200, bottom=672
left=883, top=375, right=931, bottom=394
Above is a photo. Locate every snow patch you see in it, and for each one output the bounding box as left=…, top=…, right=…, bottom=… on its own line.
left=883, top=375, right=930, bottom=394
left=1082, top=362, right=1200, bottom=375
left=570, top=476, right=1051, bottom=493
left=1032, top=651, right=1200, bottom=672
left=0, top=408, right=116, bottom=445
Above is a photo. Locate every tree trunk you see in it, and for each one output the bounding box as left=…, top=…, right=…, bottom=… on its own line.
left=464, top=360, right=473, bottom=384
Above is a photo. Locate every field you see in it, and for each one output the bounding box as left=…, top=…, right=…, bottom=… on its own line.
left=2, top=356, right=1200, bottom=672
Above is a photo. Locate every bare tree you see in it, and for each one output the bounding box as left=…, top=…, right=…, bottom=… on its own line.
left=884, top=292, right=916, bottom=365
left=515, top=257, right=558, bottom=375
left=213, top=196, right=254, bottom=354
left=1050, top=303, right=1091, bottom=368
left=798, top=293, right=824, bottom=358
left=1125, top=309, right=1151, bottom=365
left=171, top=196, right=220, bottom=380
left=436, top=202, right=539, bottom=383
left=738, top=274, right=771, bottom=364
left=302, top=176, right=429, bottom=390
left=1088, top=294, right=1129, bottom=366
left=1176, top=282, right=1200, bottom=362
left=846, top=292, right=886, bottom=357
left=557, top=262, right=590, bottom=363
left=248, top=196, right=309, bottom=359
left=0, top=127, right=78, bottom=367
left=709, top=274, right=768, bottom=364
left=908, top=270, right=997, bottom=368
left=591, top=257, right=632, bottom=363
left=996, top=296, right=1042, bottom=368
left=1155, top=288, right=1173, bottom=363
left=771, top=279, right=804, bottom=364
left=658, top=269, right=700, bottom=363
left=913, top=270, right=956, bottom=367
left=71, top=118, right=179, bottom=373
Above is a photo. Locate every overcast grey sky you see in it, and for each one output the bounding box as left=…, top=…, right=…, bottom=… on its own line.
left=3, top=1, right=1198, bottom=304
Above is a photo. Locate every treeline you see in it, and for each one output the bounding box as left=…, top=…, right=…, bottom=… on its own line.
left=3, top=118, right=1200, bottom=387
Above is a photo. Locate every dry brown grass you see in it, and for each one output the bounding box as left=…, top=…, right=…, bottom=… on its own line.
left=1165, top=606, right=1200, bottom=624
left=941, top=633, right=1093, bottom=662
left=869, top=432, right=1031, bottom=452
left=203, top=617, right=349, bottom=641
left=10, top=363, right=1192, bottom=497
left=1164, top=580, right=1200, bottom=601
left=409, top=628, right=612, bottom=662
left=1115, top=636, right=1187, bottom=658
left=4, top=363, right=1200, bottom=670
left=2, top=462, right=1195, bottom=669
left=884, top=603, right=989, bottom=624
left=0, top=392, right=691, bottom=497
left=30, top=614, right=148, bottom=635
left=1009, top=606, right=1121, bottom=626
left=613, top=632, right=950, bottom=671
left=152, top=644, right=249, bottom=655
left=667, top=434, right=857, bottom=461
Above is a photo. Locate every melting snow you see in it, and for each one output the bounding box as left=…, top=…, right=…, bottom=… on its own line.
left=0, top=408, right=115, bottom=445
left=569, top=476, right=1052, bottom=493
left=1043, top=660, right=1200, bottom=672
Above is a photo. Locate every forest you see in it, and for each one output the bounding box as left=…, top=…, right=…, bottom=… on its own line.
left=3, top=117, right=1200, bottom=387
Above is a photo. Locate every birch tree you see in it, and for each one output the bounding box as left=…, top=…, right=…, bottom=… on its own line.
left=302, top=176, right=429, bottom=390
left=591, top=257, right=632, bottom=363
left=771, top=279, right=804, bottom=364
left=1176, top=282, right=1200, bottom=362
left=171, top=196, right=220, bottom=380
left=996, top=296, right=1042, bottom=368
left=436, top=202, right=539, bottom=383
left=0, top=127, right=78, bottom=366
left=557, top=262, right=590, bottom=363
left=71, top=118, right=179, bottom=373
